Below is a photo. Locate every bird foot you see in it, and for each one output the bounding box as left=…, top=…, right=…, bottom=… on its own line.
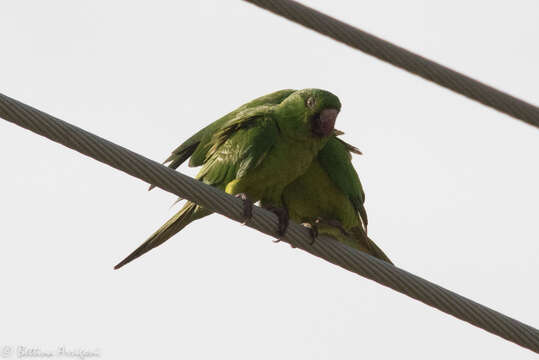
left=301, top=222, right=319, bottom=245
left=262, top=204, right=289, bottom=239
left=235, top=193, right=253, bottom=224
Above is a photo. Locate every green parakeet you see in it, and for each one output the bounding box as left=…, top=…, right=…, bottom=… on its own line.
left=114, top=89, right=340, bottom=269
left=280, top=137, right=392, bottom=263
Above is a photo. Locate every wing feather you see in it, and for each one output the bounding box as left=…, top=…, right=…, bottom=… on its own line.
left=149, top=89, right=295, bottom=190
left=197, top=109, right=279, bottom=187
left=317, top=137, right=368, bottom=229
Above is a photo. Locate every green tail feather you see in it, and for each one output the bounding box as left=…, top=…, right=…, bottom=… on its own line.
left=364, top=235, right=393, bottom=265
left=350, top=227, right=393, bottom=265
left=114, top=202, right=210, bottom=269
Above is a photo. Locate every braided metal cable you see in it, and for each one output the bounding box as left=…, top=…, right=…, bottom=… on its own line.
left=243, top=0, right=539, bottom=129
left=1, top=93, right=538, bottom=353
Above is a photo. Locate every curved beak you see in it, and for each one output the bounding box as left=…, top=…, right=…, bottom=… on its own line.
left=313, top=108, right=338, bottom=137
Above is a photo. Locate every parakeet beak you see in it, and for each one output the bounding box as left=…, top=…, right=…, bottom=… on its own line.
left=333, top=129, right=345, bottom=136
left=312, top=108, right=338, bottom=137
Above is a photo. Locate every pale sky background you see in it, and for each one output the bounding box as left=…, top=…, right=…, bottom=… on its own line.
left=1, top=1, right=538, bottom=359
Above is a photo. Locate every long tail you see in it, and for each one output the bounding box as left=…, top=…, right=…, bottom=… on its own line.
left=350, top=227, right=393, bottom=265
left=114, top=202, right=211, bottom=269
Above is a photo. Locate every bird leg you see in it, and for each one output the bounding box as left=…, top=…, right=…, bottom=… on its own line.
left=304, top=217, right=350, bottom=246
left=262, top=204, right=289, bottom=239
left=235, top=193, right=253, bottom=224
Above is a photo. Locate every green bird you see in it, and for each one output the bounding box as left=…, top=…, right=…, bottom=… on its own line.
left=114, top=89, right=341, bottom=269
left=280, top=137, right=392, bottom=263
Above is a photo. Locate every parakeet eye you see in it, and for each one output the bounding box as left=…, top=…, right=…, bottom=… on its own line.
left=306, top=97, right=316, bottom=109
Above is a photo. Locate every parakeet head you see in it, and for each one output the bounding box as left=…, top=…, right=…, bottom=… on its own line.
left=275, top=88, right=341, bottom=140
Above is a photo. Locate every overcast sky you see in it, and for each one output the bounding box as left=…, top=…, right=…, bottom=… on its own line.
left=1, top=1, right=538, bottom=359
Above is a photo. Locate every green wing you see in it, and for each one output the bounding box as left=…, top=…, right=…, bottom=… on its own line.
left=164, top=89, right=295, bottom=170
left=196, top=107, right=279, bottom=187
left=317, top=137, right=368, bottom=229
left=148, top=89, right=295, bottom=190
left=163, top=119, right=227, bottom=170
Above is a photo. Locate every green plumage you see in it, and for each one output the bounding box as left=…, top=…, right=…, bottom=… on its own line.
left=282, top=137, right=367, bottom=230
left=281, top=137, right=392, bottom=264
left=163, top=89, right=296, bottom=171
left=115, top=89, right=340, bottom=269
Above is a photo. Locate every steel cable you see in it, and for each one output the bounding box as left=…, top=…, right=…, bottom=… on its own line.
left=243, top=0, right=539, bottom=129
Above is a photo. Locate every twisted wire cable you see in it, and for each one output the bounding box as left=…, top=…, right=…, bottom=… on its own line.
left=1, top=92, right=538, bottom=353
left=243, top=0, right=539, bottom=129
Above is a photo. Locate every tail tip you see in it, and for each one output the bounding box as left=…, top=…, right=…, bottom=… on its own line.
left=113, top=261, right=126, bottom=270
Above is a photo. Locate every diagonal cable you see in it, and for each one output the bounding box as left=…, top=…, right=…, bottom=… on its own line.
left=243, top=0, right=539, bottom=129
left=1, top=92, right=538, bottom=353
